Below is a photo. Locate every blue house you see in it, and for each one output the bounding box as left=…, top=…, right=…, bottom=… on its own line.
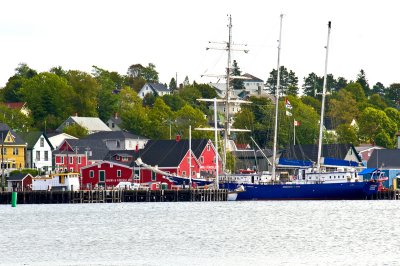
left=367, top=149, right=400, bottom=189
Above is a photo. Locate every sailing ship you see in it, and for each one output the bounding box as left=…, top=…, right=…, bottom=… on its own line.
left=218, top=18, right=379, bottom=200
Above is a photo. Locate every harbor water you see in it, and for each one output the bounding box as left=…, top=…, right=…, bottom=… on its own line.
left=2, top=201, right=400, bottom=266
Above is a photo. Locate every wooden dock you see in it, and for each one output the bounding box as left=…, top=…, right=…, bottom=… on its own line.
left=0, top=189, right=229, bottom=204
left=369, top=189, right=400, bottom=200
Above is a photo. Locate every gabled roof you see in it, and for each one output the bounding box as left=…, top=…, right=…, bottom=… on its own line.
left=242, top=73, right=264, bottom=82
left=0, top=129, right=26, bottom=145
left=18, top=131, right=54, bottom=150
left=0, top=123, right=10, bottom=131
left=53, top=138, right=110, bottom=161
left=140, top=139, right=211, bottom=167
left=83, top=130, right=148, bottom=141
left=280, top=144, right=361, bottom=163
left=8, top=173, right=33, bottom=181
left=367, top=149, right=400, bottom=169
left=147, top=83, right=169, bottom=93
left=103, top=150, right=140, bottom=167
left=57, top=116, right=111, bottom=132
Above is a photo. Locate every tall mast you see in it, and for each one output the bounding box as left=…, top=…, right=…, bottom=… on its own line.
left=214, top=98, right=219, bottom=188
left=223, top=14, right=233, bottom=171
left=271, top=14, right=283, bottom=181
left=189, top=125, right=192, bottom=185
left=316, top=21, right=332, bottom=171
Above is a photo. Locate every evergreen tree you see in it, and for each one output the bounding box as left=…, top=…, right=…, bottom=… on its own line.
left=356, top=69, right=370, bottom=96
left=232, top=60, right=243, bottom=90
left=266, top=66, right=298, bottom=96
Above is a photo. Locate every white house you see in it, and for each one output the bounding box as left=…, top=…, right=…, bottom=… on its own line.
left=19, top=132, right=54, bottom=173
left=138, top=83, right=170, bottom=99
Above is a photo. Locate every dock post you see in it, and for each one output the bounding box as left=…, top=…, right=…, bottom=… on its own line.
left=11, top=191, right=17, bottom=207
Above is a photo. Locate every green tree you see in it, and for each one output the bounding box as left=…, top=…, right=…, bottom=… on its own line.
left=302, top=73, right=323, bottom=97
left=162, top=94, right=186, bottom=112
left=300, top=96, right=321, bottom=114
left=336, top=124, right=358, bottom=145
left=356, top=69, right=370, bottom=96
left=1, top=63, right=38, bottom=102
left=232, top=60, right=243, bottom=90
left=343, top=82, right=367, bottom=103
left=142, top=63, right=159, bottom=83
left=147, top=98, right=175, bottom=139
left=372, top=82, right=385, bottom=97
left=120, top=90, right=150, bottom=136
left=19, top=72, right=75, bottom=129
left=169, top=77, right=177, bottom=93
left=384, top=107, right=400, bottom=130
left=175, top=104, right=211, bottom=139
left=266, top=66, right=299, bottom=96
left=368, top=94, right=387, bottom=110
left=358, top=107, right=397, bottom=147
left=386, top=83, right=400, bottom=107
left=328, top=90, right=359, bottom=126
left=63, top=123, right=89, bottom=138
left=66, top=70, right=100, bottom=117
left=0, top=105, right=33, bottom=132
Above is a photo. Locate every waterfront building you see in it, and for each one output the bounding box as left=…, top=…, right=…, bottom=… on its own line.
left=19, top=131, right=54, bottom=173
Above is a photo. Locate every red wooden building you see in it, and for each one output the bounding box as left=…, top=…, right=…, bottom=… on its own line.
left=80, top=161, right=134, bottom=189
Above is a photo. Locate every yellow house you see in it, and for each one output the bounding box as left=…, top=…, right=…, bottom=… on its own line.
left=1, top=127, right=26, bottom=173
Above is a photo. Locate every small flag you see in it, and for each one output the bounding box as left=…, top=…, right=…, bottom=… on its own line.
left=285, top=98, right=292, bottom=110
left=286, top=110, right=292, bottom=116
left=294, top=120, right=300, bottom=126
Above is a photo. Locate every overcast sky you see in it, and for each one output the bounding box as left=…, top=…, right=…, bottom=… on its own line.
left=1, top=0, right=399, bottom=89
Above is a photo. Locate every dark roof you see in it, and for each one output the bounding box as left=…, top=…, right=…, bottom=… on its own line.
left=242, top=73, right=264, bottom=82
left=104, top=150, right=140, bottom=167
left=367, top=149, right=400, bottom=169
left=82, top=130, right=148, bottom=141
left=139, top=139, right=210, bottom=167
left=0, top=123, right=11, bottom=131
left=53, top=139, right=110, bottom=160
left=18, top=131, right=54, bottom=150
left=8, top=173, right=32, bottom=181
left=232, top=149, right=273, bottom=159
left=0, top=129, right=26, bottom=145
left=280, top=144, right=361, bottom=163
left=148, top=83, right=169, bottom=93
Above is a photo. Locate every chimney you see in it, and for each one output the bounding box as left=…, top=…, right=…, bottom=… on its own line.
left=176, top=134, right=181, bottom=142
left=74, top=113, right=78, bottom=117
left=114, top=112, right=119, bottom=119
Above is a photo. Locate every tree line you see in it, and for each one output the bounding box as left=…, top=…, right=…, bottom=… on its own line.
left=1, top=62, right=400, bottom=149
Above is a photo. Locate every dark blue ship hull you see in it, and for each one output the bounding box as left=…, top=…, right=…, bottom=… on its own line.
left=220, top=181, right=379, bottom=200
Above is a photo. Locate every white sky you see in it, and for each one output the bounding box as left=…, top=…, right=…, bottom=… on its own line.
left=1, top=0, right=399, bottom=89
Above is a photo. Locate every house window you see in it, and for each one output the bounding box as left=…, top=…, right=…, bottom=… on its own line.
left=90, top=170, right=94, bottom=178
left=36, top=151, right=40, bottom=160
left=116, top=155, right=120, bottom=160
left=116, top=140, right=121, bottom=148
left=182, top=171, right=186, bottom=177
left=207, top=144, right=210, bottom=151
left=200, top=156, right=204, bottom=163
left=151, top=171, right=156, bottom=181
left=69, top=157, right=73, bottom=164
left=112, top=123, right=115, bottom=128
left=40, top=137, right=44, bottom=147
left=60, top=156, right=64, bottom=164
left=78, top=156, right=81, bottom=164
left=13, top=148, right=19, bottom=155
left=44, top=151, right=48, bottom=161
left=7, top=136, right=11, bottom=142
left=66, top=122, right=69, bottom=126
left=117, top=170, right=121, bottom=177
left=192, top=171, right=196, bottom=177
left=1, top=148, right=6, bottom=155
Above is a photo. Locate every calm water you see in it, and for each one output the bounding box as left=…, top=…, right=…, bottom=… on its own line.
left=1, top=201, right=400, bottom=266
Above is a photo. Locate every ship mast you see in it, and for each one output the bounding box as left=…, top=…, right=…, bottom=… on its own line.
left=198, top=14, right=249, bottom=174
left=271, top=14, right=283, bottom=181
left=316, top=21, right=332, bottom=172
